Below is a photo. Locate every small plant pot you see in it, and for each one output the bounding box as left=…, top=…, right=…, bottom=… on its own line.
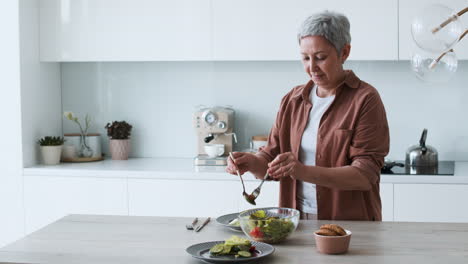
left=40, top=145, right=63, bottom=165
left=109, top=139, right=130, bottom=160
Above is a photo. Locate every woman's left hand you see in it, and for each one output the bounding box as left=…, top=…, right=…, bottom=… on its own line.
left=267, top=152, right=305, bottom=179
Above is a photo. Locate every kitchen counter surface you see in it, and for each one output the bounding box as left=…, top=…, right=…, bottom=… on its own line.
left=23, top=157, right=258, bottom=181
left=23, top=158, right=468, bottom=184
left=1, top=214, right=467, bottom=263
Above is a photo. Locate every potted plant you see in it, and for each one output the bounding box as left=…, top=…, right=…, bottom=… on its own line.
left=38, top=136, right=65, bottom=165
left=105, top=121, right=133, bottom=160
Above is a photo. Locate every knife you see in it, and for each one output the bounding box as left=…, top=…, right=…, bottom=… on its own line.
left=195, top=217, right=211, bottom=232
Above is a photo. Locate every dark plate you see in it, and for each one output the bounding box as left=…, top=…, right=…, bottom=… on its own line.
left=215, top=213, right=242, bottom=232
left=186, top=240, right=274, bottom=264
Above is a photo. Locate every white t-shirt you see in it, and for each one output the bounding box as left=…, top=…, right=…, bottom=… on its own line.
left=296, top=85, right=335, bottom=214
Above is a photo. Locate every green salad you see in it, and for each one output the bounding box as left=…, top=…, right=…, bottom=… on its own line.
left=247, top=210, right=295, bottom=243
left=209, top=236, right=255, bottom=258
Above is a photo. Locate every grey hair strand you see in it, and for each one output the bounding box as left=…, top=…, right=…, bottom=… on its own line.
left=297, top=10, right=351, bottom=53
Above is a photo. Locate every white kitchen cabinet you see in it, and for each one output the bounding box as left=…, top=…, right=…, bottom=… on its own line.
left=128, top=178, right=279, bottom=217
left=128, top=176, right=392, bottom=221
left=399, top=0, right=468, bottom=60
left=394, top=183, right=468, bottom=222
left=380, top=183, right=394, bottom=221
left=23, top=175, right=128, bottom=234
left=40, top=0, right=212, bottom=61
left=212, top=0, right=398, bottom=60
left=40, top=0, right=398, bottom=61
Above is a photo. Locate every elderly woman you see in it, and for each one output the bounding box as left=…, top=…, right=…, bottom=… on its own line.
left=227, top=11, right=389, bottom=221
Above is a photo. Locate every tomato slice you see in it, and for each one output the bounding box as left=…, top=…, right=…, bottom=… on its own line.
left=249, top=227, right=264, bottom=238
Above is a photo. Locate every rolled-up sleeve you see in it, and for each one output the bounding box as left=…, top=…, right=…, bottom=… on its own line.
left=349, top=92, right=390, bottom=185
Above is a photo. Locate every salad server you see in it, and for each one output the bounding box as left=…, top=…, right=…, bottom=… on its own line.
left=229, top=152, right=256, bottom=205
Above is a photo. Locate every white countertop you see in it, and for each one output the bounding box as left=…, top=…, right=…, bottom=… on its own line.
left=23, top=158, right=259, bottom=181
left=23, top=158, right=468, bottom=184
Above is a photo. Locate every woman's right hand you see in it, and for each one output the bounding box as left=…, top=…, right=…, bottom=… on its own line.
left=226, top=152, right=257, bottom=175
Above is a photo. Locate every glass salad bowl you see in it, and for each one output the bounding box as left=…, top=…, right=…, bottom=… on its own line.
left=238, top=207, right=300, bottom=244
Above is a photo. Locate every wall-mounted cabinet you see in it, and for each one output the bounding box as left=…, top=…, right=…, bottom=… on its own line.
left=40, top=0, right=399, bottom=61
left=40, top=0, right=468, bottom=61
left=399, top=0, right=468, bottom=60
left=213, top=0, right=398, bottom=61
left=40, top=0, right=212, bottom=61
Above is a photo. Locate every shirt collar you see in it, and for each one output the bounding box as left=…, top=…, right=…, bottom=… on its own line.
left=292, top=70, right=361, bottom=101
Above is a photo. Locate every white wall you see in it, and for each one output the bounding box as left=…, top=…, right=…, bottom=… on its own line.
left=0, top=0, right=62, bottom=247
left=20, top=0, right=61, bottom=167
left=0, top=0, right=25, bottom=248
left=61, top=61, right=468, bottom=160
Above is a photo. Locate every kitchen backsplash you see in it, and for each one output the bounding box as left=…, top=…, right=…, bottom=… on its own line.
left=61, top=61, right=468, bottom=160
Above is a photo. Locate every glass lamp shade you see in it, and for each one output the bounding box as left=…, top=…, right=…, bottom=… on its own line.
left=411, top=4, right=463, bottom=53
left=411, top=49, right=458, bottom=83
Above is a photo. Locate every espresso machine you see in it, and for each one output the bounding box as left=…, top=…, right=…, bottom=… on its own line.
left=193, top=106, right=237, bottom=166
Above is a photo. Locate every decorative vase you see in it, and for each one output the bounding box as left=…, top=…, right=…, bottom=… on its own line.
left=109, top=139, right=130, bottom=160
left=79, top=134, right=94, bottom=158
left=40, top=145, right=63, bottom=165
left=64, top=133, right=102, bottom=158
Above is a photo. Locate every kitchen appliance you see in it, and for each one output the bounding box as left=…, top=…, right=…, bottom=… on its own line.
left=381, top=159, right=404, bottom=173
left=405, top=128, right=438, bottom=174
left=381, top=128, right=454, bottom=175
left=381, top=160, right=454, bottom=175
left=382, top=128, right=454, bottom=175
left=193, top=106, right=236, bottom=166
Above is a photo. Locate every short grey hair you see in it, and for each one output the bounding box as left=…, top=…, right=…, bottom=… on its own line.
left=297, top=10, right=351, bottom=53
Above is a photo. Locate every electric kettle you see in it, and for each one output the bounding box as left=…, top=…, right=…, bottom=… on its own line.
left=405, top=128, right=438, bottom=174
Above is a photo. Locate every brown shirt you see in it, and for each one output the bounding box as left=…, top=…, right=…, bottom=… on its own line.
left=258, top=70, right=390, bottom=221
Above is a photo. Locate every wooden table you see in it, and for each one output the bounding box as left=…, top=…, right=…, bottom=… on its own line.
left=0, top=214, right=467, bottom=263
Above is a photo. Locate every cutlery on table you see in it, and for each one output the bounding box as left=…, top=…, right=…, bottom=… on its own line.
left=195, top=217, right=211, bottom=232
left=186, top=217, right=198, bottom=230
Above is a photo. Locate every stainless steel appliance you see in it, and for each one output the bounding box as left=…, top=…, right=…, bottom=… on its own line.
left=193, top=106, right=236, bottom=166
left=381, top=160, right=454, bottom=175
left=381, top=128, right=453, bottom=175
left=405, top=128, right=438, bottom=174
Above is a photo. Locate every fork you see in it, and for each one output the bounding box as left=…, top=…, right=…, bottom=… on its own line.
left=249, top=172, right=270, bottom=201
left=186, top=217, right=198, bottom=230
